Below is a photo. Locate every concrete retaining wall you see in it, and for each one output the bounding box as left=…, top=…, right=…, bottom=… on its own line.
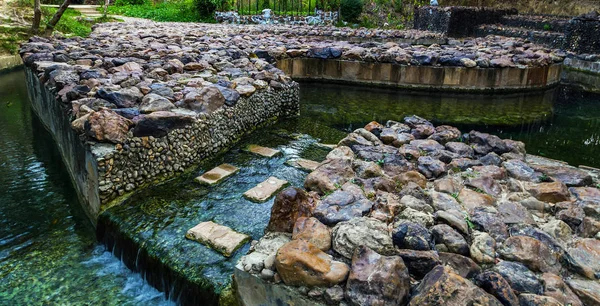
left=26, top=66, right=300, bottom=222
left=413, top=6, right=517, bottom=37
left=0, top=55, right=23, bottom=73
left=562, top=57, right=600, bottom=92
left=278, top=58, right=562, bottom=92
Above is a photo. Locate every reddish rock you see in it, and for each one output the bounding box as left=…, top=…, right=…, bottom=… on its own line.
left=275, top=239, right=349, bottom=287
left=567, top=238, right=600, bottom=279
left=394, top=170, right=427, bottom=189
left=498, top=236, right=561, bottom=273
left=526, top=182, right=570, bottom=203
left=304, top=158, right=355, bottom=195
left=266, top=187, right=316, bottom=233
left=364, top=121, right=384, bottom=136
left=566, top=278, right=600, bottom=306
left=409, top=265, right=502, bottom=306
left=434, top=177, right=463, bottom=194
left=518, top=294, right=562, bottom=306
left=542, top=272, right=583, bottom=306
left=458, top=188, right=495, bottom=212
left=439, top=252, right=481, bottom=279
left=466, top=175, right=502, bottom=197
left=473, top=165, right=507, bottom=180
left=85, top=109, right=132, bottom=143
left=292, top=217, right=331, bottom=251
left=345, top=246, right=410, bottom=306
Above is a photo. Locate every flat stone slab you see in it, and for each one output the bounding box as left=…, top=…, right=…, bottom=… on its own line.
left=246, top=145, right=281, bottom=158
left=185, top=221, right=250, bottom=257
left=243, top=176, right=289, bottom=202
left=316, top=143, right=337, bottom=150
left=195, top=163, right=239, bottom=185
left=286, top=158, right=321, bottom=172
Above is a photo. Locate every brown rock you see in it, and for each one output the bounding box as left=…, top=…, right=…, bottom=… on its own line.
left=185, top=86, right=225, bottom=113
left=466, top=175, right=502, bottom=197
left=85, top=109, right=132, bottom=143
left=566, top=278, right=600, bottom=305
left=533, top=165, right=593, bottom=187
left=475, top=271, right=520, bottom=306
left=473, top=165, right=507, bottom=180
left=266, top=187, right=316, bottom=233
left=458, top=188, right=495, bottom=212
left=434, top=177, right=463, bottom=195
left=409, top=265, right=502, bottom=306
left=567, top=238, right=600, bottom=279
left=395, top=250, right=441, bottom=279
left=542, top=272, right=583, bottom=306
left=275, top=239, right=349, bottom=287
left=526, top=182, right=570, bottom=203
left=292, top=217, right=331, bottom=252
left=395, top=170, right=427, bottom=189
left=304, top=158, right=355, bottom=195
left=439, top=252, right=481, bottom=279
left=518, top=294, right=562, bottom=306
left=364, top=121, right=383, bottom=135
left=498, top=236, right=561, bottom=273
left=345, top=246, right=410, bottom=306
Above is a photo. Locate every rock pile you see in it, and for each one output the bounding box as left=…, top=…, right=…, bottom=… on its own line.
left=238, top=115, right=600, bottom=305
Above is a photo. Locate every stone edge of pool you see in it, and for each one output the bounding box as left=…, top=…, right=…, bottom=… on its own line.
left=0, top=55, right=23, bottom=74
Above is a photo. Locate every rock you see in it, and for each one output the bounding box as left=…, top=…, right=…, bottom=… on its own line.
left=185, top=221, right=250, bottom=257
left=132, top=111, right=195, bottom=137
left=540, top=220, right=572, bottom=243
left=236, top=84, right=256, bottom=97
left=526, top=182, right=570, bottom=203
left=353, top=160, right=383, bottom=179
left=518, top=294, right=562, bottom=306
left=492, top=261, right=542, bottom=294
left=470, top=231, right=496, bottom=264
left=470, top=207, right=509, bottom=241
left=434, top=177, right=463, bottom=195
left=461, top=57, right=477, bottom=68
left=439, top=252, right=481, bottom=278
left=458, top=188, right=495, bottom=212
left=345, top=246, right=410, bottom=306
left=468, top=130, right=509, bottom=155
left=435, top=209, right=469, bottom=234
left=304, top=158, right=355, bottom=195
left=324, top=286, right=344, bottom=304
left=292, top=217, right=331, bottom=252
left=498, top=235, right=561, bottom=273
left=504, top=160, right=537, bottom=181
left=409, top=265, right=502, bottom=306
left=497, top=201, right=535, bottom=225
left=140, top=93, right=175, bottom=113
left=112, top=61, right=142, bottom=73
left=395, top=249, right=441, bottom=279
left=286, top=158, right=320, bottom=172
left=400, top=195, right=434, bottom=214
left=246, top=144, right=281, bottom=157
left=185, top=86, right=225, bottom=113
left=566, top=238, right=600, bottom=279
left=533, top=165, right=593, bottom=187
left=431, top=224, right=469, bottom=256
left=475, top=271, right=520, bottom=306
left=392, top=222, right=433, bottom=251
left=466, top=175, right=502, bottom=197
left=275, top=239, right=349, bottom=287
left=364, top=121, right=384, bottom=136
left=332, top=217, right=393, bottom=259
left=429, top=125, right=461, bottom=144
left=445, top=142, right=474, bottom=158
left=267, top=187, right=316, bottom=233
left=243, top=176, right=289, bottom=203
left=396, top=207, right=435, bottom=227
left=473, top=165, right=507, bottom=180
left=557, top=204, right=585, bottom=231
left=195, top=163, right=239, bottom=185
left=543, top=272, right=583, bottom=306
left=395, top=171, right=427, bottom=189
left=313, top=183, right=373, bottom=226
left=417, top=156, right=447, bottom=179
left=565, top=278, right=600, bottom=306
left=96, top=87, right=143, bottom=108
left=480, top=152, right=503, bottom=166
left=307, top=47, right=342, bottom=59
left=214, top=85, right=240, bottom=106
left=431, top=192, right=463, bottom=215
left=85, top=109, right=132, bottom=143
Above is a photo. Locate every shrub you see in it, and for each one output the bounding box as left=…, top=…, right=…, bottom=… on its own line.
left=114, top=0, right=148, bottom=6
left=340, top=0, right=363, bottom=22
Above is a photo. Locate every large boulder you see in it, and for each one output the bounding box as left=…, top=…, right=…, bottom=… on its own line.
left=409, top=265, right=503, bottom=306
left=184, top=86, right=225, bottom=113
left=266, top=187, right=316, bottom=233
left=84, top=109, right=132, bottom=143
left=332, top=217, right=393, bottom=259
left=292, top=217, right=331, bottom=252
left=274, top=239, right=349, bottom=287
left=345, top=246, right=411, bottom=306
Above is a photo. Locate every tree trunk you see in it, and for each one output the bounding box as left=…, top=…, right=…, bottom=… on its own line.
left=104, top=0, right=110, bottom=17
left=44, top=0, right=71, bottom=36
left=31, top=0, right=41, bottom=34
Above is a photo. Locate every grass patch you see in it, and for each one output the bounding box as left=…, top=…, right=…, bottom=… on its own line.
left=107, top=0, right=213, bottom=22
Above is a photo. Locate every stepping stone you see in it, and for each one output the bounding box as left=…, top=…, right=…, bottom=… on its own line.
left=316, top=143, right=337, bottom=150
left=195, top=163, right=239, bottom=185
left=185, top=221, right=250, bottom=257
left=243, top=176, right=289, bottom=202
left=246, top=144, right=281, bottom=158
left=286, top=158, right=321, bottom=172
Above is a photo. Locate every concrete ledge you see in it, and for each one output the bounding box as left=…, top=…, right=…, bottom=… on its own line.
left=0, top=55, right=23, bottom=73
left=278, top=58, right=562, bottom=92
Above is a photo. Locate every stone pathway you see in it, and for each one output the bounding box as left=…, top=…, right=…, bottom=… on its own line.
left=286, top=158, right=320, bottom=172
left=185, top=221, right=250, bottom=257
left=246, top=144, right=281, bottom=158
left=243, top=176, right=288, bottom=202
left=195, top=163, right=239, bottom=185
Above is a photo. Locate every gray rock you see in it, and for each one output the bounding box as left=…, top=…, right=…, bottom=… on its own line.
left=332, top=217, right=393, bottom=259
left=140, top=94, right=175, bottom=113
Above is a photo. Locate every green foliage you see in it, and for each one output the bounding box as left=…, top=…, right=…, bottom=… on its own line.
left=41, top=7, right=93, bottom=37
left=108, top=0, right=213, bottom=22
left=340, top=0, right=363, bottom=22
left=543, top=23, right=552, bottom=31
left=465, top=215, right=475, bottom=229
left=114, top=0, right=148, bottom=6
left=376, top=159, right=385, bottom=166
left=538, top=173, right=552, bottom=182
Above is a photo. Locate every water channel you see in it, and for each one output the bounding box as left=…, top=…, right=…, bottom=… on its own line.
left=1, top=68, right=599, bottom=304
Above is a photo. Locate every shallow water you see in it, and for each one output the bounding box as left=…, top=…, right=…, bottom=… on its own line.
left=0, top=69, right=174, bottom=305
left=1, top=68, right=599, bottom=304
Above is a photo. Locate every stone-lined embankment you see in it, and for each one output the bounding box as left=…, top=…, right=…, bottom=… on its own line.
left=237, top=116, right=600, bottom=306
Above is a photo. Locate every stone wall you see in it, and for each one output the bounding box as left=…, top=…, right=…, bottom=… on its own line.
left=98, top=84, right=299, bottom=209
left=215, top=11, right=339, bottom=25
left=413, top=6, right=517, bottom=37
left=26, top=65, right=299, bottom=221
left=565, top=14, right=600, bottom=54
left=278, top=58, right=563, bottom=92
left=0, top=55, right=22, bottom=73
